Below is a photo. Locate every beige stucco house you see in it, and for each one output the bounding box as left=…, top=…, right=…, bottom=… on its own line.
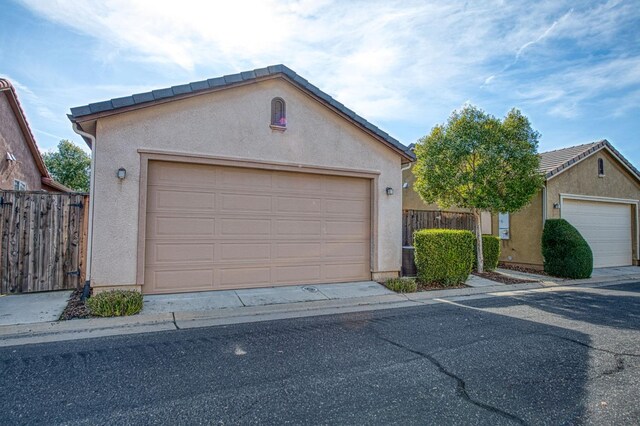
left=0, top=78, right=69, bottom=192
left=69, top=65, right=414, bottom=295
left=403, top=140, right=640, bottom=270
left=493, top=141, right=639, bottom=269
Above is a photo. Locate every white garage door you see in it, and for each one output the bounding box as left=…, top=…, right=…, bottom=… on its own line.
left=562, top=199, right=633, bottom=268
left=143, top=161, right=371, bottom=294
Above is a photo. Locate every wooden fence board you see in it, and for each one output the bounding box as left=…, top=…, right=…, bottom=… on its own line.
left=402, top=209, right=475, bottom=246
left=0, top=191, right=88, bottom=294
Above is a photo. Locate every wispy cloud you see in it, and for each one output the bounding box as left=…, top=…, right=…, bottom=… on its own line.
left=14, top=0, right=640, bottom=135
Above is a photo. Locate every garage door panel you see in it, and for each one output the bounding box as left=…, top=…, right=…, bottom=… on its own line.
left=219, top=168, right=272, bottom=189
left=149, top=216, right=215, bottom=238
left=149, top=189, right=216, bottom=212
left=276, top=242, right=322, bottom=259
left=275, top=197, right=322, bottom=213
left=144, top=161, right=371, bottom=293
left=276, top=219, right=322, bottom=235
left=274, top=265, right=322, bottom=283
left=325, top=263, right=370, bottom=280
left=563, top=199, right=632, bottom=268
left=219, top=267, right=271, bottom=286
left=220, top=218, right=271, bottom=235
left=147, top=243, right=215, bottom=264
left=326, top=199, right=369, bottom=216
left=150, top=268, right=215, bottom=291
left=219, top=243, right=271, bottom=261
left=220, top=193, right=272, bottom=212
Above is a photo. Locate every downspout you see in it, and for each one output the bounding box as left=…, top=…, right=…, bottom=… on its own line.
left=542, top=182, right=547, bottom=226
left=72, top=123, right=96, bottom=299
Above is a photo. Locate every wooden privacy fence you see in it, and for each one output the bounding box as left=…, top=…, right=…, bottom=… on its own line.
left=402, top=209, right=475, bottom=246
left=0, top=191, right=89, bottom=294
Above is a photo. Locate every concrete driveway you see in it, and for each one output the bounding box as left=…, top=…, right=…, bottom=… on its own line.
left=142, top=281, right=394, bottom=314
left=0, top=291, right=71, bottom=326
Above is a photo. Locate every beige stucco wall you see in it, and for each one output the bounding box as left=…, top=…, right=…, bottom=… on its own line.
left=493, top=192, right=544, bottom=267
left=547, top=150, right=640, bottom=263
left=86, top=78, right=405, bottom=288
left=494, top=149, right=640, bottom=267
left=0, top=92, right=43, bottom=190
left=401, top=164, right=470, bottom=212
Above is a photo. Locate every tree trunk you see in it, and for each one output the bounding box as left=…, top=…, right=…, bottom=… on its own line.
left=474, top=209, right=484, bottom=274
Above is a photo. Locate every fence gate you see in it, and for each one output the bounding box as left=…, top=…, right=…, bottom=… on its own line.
left=0, top=191, right=89, bottom=294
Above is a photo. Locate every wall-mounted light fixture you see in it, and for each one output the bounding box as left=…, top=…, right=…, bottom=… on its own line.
left=553, top=203, right=560, bottom=209
left=117, top=167, right=127, bottom=180
left=385, top=187, right=394, bottom=195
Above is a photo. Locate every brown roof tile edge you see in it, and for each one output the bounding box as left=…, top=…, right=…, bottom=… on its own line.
left=544, top=139, right=640, bottom=183
left=0, top=78, right=71, bottom=192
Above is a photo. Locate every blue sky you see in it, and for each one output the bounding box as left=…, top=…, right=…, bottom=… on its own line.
left=1, top=0, right=639, bottom=167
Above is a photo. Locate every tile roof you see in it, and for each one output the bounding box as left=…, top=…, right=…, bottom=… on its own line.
left=68, top=64, right=414, bottom=161
left=540, top=140, right=640, bottom=181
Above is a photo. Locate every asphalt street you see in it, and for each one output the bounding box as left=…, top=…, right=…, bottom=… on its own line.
left=1, top=282, right=639, bottom=425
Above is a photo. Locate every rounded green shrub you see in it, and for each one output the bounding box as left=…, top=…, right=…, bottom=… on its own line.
left=542, top=219, right=593, bottom=279
left=473, top=235, right=501, bottom=271
left=414, top=229, right=475, bottom=285
left=87, top=290, right=143, bottom=317
left=385, top=277, right=418, bottom=293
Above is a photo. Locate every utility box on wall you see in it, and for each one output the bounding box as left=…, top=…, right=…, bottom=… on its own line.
left=498, top=212, right=510, bottom=240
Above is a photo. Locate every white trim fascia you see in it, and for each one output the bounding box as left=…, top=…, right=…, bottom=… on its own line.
left=547, top=145, right=640, bottom=184
left=559, top=193, right=640, bottom=261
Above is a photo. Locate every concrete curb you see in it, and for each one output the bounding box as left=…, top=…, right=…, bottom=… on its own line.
left=0, top=278, right=637, bottom=347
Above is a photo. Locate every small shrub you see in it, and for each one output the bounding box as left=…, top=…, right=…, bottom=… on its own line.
left=385, top=277, right=418, bottom=293
left=414, top=229, right=475, bottom=286
left=542, top=219, right=593, bottom=279
left=473, top=235, right=500, bottom=271
left=87, top=290, right=143, bottom=317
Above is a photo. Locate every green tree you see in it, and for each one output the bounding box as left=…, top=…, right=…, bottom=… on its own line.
left=413, top=105, right=544, bottom=273
left=42, top=140, right=91, bottom=192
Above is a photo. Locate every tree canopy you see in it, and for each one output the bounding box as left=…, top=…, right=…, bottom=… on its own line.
left=42, top=140, right=91, bottom=192
left=413, top=105, right=544, bottom=272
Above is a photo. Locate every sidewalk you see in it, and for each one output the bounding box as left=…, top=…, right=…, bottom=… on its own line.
left=1, top=267, right=638, bottom=347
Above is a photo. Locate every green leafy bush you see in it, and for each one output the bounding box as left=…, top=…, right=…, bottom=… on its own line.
left=414, top=229, right=474, bottom=285
left=385, top=277, right=418, bottom=293
left=542, top=219, right=593, bottom=279
left=473, top=235, right=500, bottom=271
left=87, top=290, right=143, bottom=317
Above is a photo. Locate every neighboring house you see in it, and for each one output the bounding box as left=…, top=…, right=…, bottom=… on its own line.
left=0, top=78, right=70, bottom=192
left=403, top=140, right=640, bottom=270
left=68, top=64, right=415, bottom=295
left=493, top=140, right=639, bottom=269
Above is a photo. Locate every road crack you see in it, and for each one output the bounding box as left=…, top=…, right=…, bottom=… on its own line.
left=375, top=335, right=526, bottom=425
left=545, top=334, right=640, bottom=358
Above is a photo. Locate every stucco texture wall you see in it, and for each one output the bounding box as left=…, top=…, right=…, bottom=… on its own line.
left=494, top=149, right=640, bottom=268
left=547, top=150, right=640, bottom=262
left=87, top=78, right=404, bottom=287
left=493, top=192, right=544, bottom=267
left=0, top=92, right=43, bottom=190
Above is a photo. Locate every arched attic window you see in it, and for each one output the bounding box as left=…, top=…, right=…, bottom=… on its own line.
left=598, top=158, right=605, bottom=177
left=271, top=97, right=286, bottom=129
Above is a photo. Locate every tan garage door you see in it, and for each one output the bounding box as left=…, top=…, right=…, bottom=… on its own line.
left=562, top=199, right=633, bottom=268
left=143, top=161, right=371, bottom=294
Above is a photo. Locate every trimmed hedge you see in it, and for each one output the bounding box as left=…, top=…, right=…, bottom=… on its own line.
left=473, top=235, right=500, bottom=271
left=87, top=290, right=143, bottom=317
left=414, top=229, right=475, bottom=285
left=542, top=219, right=593, bottom=279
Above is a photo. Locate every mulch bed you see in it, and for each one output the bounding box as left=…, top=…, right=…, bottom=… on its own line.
left=417, top=282, right=468, bottom=291
left=497, top=262, right=548, bottom=276
left=59, top=289, right=92, bottom=320
left=473, top=270, right=537, bottom=284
